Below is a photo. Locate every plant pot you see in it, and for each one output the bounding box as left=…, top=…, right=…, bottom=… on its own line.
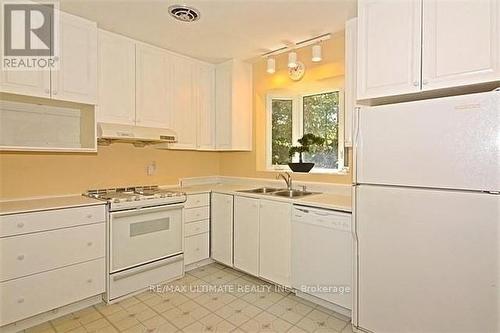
left=288, top=162, right=314, bottom=173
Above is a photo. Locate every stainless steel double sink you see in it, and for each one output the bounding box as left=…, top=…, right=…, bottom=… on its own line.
left=237, top=187, right=318, bottom=198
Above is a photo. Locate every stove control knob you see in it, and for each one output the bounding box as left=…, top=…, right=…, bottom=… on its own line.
left=160, top=194, right=166, bottom=198
left=134, top=197, right=141, bottom=201
left=114, top=198, right=120, bottom=203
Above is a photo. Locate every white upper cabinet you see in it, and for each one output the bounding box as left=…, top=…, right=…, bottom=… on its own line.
left=357, top=0, right=500, bottom=100
left=422, top=0, right=500, bottom=90
left=53, top=12, right=97, bottom=104
left=357, top=0, right=422, bottom=99
left=0, top=12, right=97, bottom=105
left=196, top=64, right=216, bottom=150
left=97, top=30, right=136, bottom=125
left=215, top=59, right=253, bottom=151
left=135, top=43, right=171, bottom=128
left=169, top=55, right=197, bottom=150
left=234, top=196, right=260, bottom=276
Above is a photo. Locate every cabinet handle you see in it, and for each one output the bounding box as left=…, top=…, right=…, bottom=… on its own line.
left=195, top=248, right=200, bottom=251
left=87, top=242, right=93, bottom=247
left=44, top=89, right=50, bottom=94
left=87, top=278, right=93, bottom=283
left=17, top=254, right=25, bottom=261
left=422, top=79, right=428, bottom=85
left=86, top=214, right=93, bottom=219
left=17, top=298, right=24, bottom=304
left=413, top=81, right=419, bottom=87
left=17, top=222, right=24, bottom=228
left=52, top=91, right=58, bottom=95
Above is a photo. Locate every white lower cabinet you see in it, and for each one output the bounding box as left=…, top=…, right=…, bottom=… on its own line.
left=0, top=204, right=106, bottom=327
left=183, top=193, right=210, bottom=266
left=259, top=200, right=292, bottom=287
left=210, top=193, right=233, bottom=266
left=234, top=196, right=259, bottom=276
left=231, top=196, right=292, bottom=287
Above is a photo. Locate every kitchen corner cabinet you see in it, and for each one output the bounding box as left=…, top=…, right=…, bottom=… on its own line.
left=0, top=12, right=97, bottom=105
left=215, top=60, right=253, bottom=151
left=211, top=193, right=234, bottom=267
left=357, top=0, right=499, bottom=100
left=234, top=196, right=259, bottom=276
left=259, top=200, right=291, bottom=287
left=97, top=30, right=136, bottom=125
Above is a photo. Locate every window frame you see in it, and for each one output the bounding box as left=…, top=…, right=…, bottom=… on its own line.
left=266, top=89, right=345, bottom=173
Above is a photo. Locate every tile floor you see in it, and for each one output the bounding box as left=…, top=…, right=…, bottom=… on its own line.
left=24, top=263, right=353, bottom=333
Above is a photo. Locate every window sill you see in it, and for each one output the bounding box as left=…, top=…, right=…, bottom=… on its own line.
left=265, top=166, right=349, bottom=176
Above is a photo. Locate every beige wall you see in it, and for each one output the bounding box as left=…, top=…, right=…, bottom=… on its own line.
left=0, top=145, right=220, bottom=199
left=219, top=31, right=352, bottom=184
left=0, top=31, right=351, bottom=199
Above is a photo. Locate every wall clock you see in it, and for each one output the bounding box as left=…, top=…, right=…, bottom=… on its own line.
left=288, top=61, right=305, bottom=81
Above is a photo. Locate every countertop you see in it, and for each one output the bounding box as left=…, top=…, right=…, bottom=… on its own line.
left=0, top=195, right=106, bottom=216
left=176, top=183, right=352, bottom=212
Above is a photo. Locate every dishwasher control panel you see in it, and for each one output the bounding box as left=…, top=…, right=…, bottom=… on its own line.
left=292, top=205, right=351, bottom=232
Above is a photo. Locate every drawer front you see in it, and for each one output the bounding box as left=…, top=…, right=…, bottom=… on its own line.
left=184, top=233, right=209, bottom=265
left=184, top=206, right=210, bottom=223
left=109, top=255, right=183, bottom=301
left=0, top=205, right=106, bottom=237
left=185, top=193, right=209, bottom=209
left=184, top=219, right=209, bottom=237
left=1, top=223, right=105, bottom=282
left=0, top=258, right=105, bottom=326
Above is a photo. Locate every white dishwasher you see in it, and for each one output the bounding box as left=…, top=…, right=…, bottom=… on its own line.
left=291, top=205, right=353, bottom=312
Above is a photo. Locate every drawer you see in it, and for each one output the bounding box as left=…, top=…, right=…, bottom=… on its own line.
left=0, top=205, right=106, bottom=238
left=1, top=223, right=105, bottom=282
left=109, top=255, right=183, bottom=301
left=184, top=219, right=209, bottom=237
left=185, top=193, right=209, bottom=209
left=184, top=206, right=209, bottom=223
left=0, top=258, right=105, bottom=326
left=184, top=233, right=209, bottom=265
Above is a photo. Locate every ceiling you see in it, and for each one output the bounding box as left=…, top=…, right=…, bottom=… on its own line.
left=60, top=0, right=357, bottom=64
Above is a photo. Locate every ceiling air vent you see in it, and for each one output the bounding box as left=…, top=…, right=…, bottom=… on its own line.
left=168, top=5, right=200, bottom=22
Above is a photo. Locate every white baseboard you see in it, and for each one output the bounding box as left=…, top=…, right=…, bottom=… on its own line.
left=295, top=290, right=351, bottom=319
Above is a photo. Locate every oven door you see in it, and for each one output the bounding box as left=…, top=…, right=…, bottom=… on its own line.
left=110, top=204, right=183, bottom=273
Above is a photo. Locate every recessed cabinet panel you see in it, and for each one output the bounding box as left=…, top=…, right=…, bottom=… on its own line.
left=357, top=0, right=422, bottom=99
left=0, top=71, right=50, bottom=99
left=135, top=44, right=171, bottom=128
left=53, top=13, right=97, bottom=104
left=422, top=0, right=500, bottom=90
left=97, top=30, right=136, bottom=125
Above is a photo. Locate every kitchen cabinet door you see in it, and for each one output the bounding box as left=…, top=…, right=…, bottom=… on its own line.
left=210, top=193, right=233, bottom=267
left=234, top=196, right=259, bottom=276
left=135, top=43, right=171, bottom=128
left=170, top=56, right=197, bottom=150
left=357, top=0, right=422, bottom=99
left=97, top=30, right=136, bottom=125
left=196, top=63, right=216, bottom=150
left=422, top=0, right=500, bottom=90
left=0, top=71, right=50, bottom=99
left=52, top=12, right=97, bottom=104
left=259, top=200, right=291, bottom=287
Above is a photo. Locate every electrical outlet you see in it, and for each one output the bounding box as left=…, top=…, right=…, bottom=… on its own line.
left=147, top=161, right=156, bottom=176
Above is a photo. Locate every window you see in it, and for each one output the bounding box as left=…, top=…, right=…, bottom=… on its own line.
left=267, top=91, right=344, bottom=172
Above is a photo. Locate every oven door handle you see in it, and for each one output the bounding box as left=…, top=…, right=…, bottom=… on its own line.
left=110, top=203, right=184, bottom=218
left=112, top=254, right=184, bottom=281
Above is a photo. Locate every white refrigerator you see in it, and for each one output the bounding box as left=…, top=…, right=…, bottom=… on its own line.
left=353, top=90, right=499, bottom=333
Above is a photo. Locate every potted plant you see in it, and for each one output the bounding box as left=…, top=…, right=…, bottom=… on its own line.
left=288, top=133, right=325, bottom=172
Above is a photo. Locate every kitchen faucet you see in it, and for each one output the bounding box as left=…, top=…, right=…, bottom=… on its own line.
left=277, top=172, right=293, bottom=191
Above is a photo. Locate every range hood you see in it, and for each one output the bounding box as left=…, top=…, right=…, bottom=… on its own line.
left=97, top=123, right=177, bottom=147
